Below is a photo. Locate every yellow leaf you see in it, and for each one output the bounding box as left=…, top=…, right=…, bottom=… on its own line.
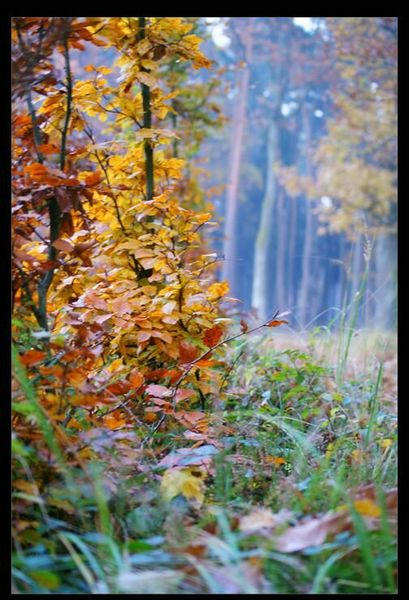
left=353, top=499, right=381, bottom=518
left=160, top=467, right=205, bottom=505
left=107, top=358, right=124, bottom=373
left=207, top=281, right=229, bottom=301
left=337, top=498, right=381, bottom=519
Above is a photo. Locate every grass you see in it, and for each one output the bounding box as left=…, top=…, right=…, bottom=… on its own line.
left=12, top=325, right=397, bottom=594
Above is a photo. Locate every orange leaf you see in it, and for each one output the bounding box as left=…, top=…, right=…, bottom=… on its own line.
left=203, top=325, right=223, bottom=348
left=37, top=143, right=60, bottom=155
left=195, top=359, right=218, bottom=368
left=20, top=349, right=47, bottom=366
left=24, top=162, right=48, bottom=180
left=66, top=370, right=86, bottom=385
left=85, top=172, right=102, bottom=186
left=104, top=412, right=127, bottom=430
left=38, top=365, right=64, bottom=377
left=107, top=381, right=131, bottom=395
left=146, top=368, right=182, bottom=383
left=179, top=341, right=199, bottom=364
left=58, top=177, right=80, bottom=187
left=173, top=411, right=207, bottom=428
left=128, top=370, right=144, bottom=388
left=71, top=393, right=99, bottom=407
left=144, top=412, right=158, bottom=423
left=265, top=455, right=286, bottom=467
left=266, top=319, right=288, bottom=328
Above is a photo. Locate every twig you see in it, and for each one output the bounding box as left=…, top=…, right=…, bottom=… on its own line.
left=218, top=349, right=245, bottom=393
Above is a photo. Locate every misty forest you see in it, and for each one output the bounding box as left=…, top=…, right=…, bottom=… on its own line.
left=12, top=17, right=397, bottom=594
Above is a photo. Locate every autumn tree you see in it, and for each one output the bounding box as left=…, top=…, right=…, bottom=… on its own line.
left=12, top=17, right=230, bottom=452
left=306, top=17, right=397, bottom=327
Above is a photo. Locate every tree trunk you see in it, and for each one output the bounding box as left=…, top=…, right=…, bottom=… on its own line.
left=297, top=101, right=316, bottom=327
left=275, top=185, right=286, bottom=310
left=222, top=32, right=252, bottom=297
left=251, top=120, right=279, bottom=320
left=351, top=235, right=363, bottom=296
left=287, top=194, right=297, bottom=310
left=138, top=17, right=154, bottom=201
left=374, top=233, right=397, bottom=329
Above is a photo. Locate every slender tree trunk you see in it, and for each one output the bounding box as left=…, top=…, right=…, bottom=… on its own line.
left=275, top=185, right=286, bottom=310
left=37, top=26, right=72, bottom=330
left=222, top=31, right=252, bottom=297
left=251, top=121, right=279, bottom=319
left=297, top=101, right=316, bottom=327
left=374, top=233, right=397, bottom=329
left=287, top=195, right=297, bottom=309
left=349, top=233, right=363, bottom=324
left=138, top=17, right=154, bottom=201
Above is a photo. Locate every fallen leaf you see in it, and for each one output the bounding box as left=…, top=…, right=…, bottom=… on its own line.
left=274, top=511, right=351, bottom=552
left=158, top=445, right=218, bottom=468
left=240, top=508, right=293, bottom=534
left=160, top=467, right=205, bottom=504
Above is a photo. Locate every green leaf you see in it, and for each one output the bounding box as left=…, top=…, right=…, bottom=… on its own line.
left=31, top=570, right=61, bottom=590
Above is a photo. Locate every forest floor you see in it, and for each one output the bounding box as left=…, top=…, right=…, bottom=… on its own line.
left=12, top=328, right=397, bottom=594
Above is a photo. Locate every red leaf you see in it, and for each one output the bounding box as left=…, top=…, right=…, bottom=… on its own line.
left=179, top=341, right=199, bottom=364
left=203, top=325, right=223, bottom=348
left=240, top=319, right=249, bottom=333
left=145, top=368, right=181, bottom=383
left=60, top=212, right=75, bottom=236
